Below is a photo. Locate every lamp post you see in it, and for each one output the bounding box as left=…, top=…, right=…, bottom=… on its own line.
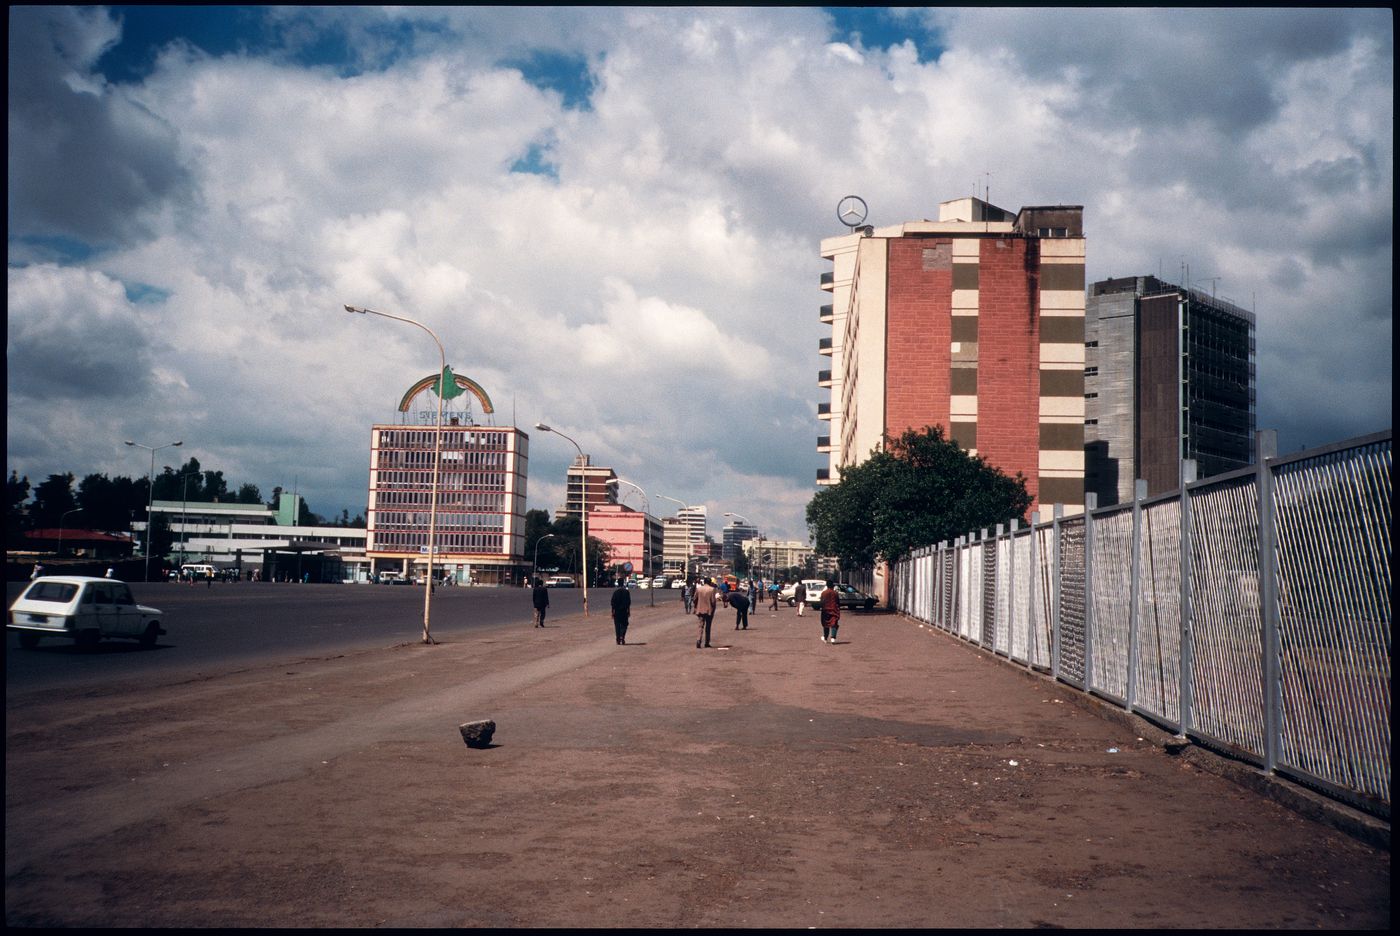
left=532, top=533, right=556, bottom=583
left=166, top=467, right=201, bottom=568
left=608, top=477, right=654, bottom=607
left=656, top=493, right=693, bottom=583
left=534, top=423, right=591, bottom=616
left=125, top=439, right=182, bottom=582
left=57, top=507, right=83, bottom=558
left=344, top=305, right=445, bottom=645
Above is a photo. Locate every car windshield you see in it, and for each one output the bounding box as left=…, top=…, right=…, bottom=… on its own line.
left=23, top=581, right=79, bottom=603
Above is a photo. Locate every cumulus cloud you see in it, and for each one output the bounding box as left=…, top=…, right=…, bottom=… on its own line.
left=8, top=7, right=191, bottom=249
left=5, top=7, right=1391, bottom=540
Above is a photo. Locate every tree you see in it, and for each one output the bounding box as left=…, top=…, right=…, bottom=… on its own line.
left=807, top=425, right=1032, bottom=566
left=7, top=471, right=31, bottom=540
left=236, top=483, right=262, bottom=504
left=30, top=473, right=77, bottom=528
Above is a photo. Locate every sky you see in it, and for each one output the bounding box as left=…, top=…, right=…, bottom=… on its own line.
left=7, top=6, right=1393, bottom=542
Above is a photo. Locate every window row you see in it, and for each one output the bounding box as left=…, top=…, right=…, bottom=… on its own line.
left=373, top=490, right=508, bottom=511
left=371, top=531, right=506, bottom=553
left=372, top=511, right=507, bottom=531
left=378, top=429, right=509, bottom=451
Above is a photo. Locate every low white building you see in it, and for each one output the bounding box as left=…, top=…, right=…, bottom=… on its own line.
left=140, top=493, right=369, bottom=582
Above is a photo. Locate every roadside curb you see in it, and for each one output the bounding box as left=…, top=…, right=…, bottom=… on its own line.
left=898, top=614, right=1391, bottom=853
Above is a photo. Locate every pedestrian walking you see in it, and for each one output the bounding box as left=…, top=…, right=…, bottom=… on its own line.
left=795, top=580, right=807, bottom=617
left=105, top=567, right=116, bottom=579
left=531, top=577, right=550, bottom=627
left=730, top=589, right=750, bottom=630
left=819, top=580, right=841, bottom=644
left=611, top=577, right=632, bottom=645
left=683, top=579, right=695, bottom=615
left=768, top=582, right=779, bottom=611
left=31, top=563, right=43, bottom=581
left=694, top=577, right=718, bottom=648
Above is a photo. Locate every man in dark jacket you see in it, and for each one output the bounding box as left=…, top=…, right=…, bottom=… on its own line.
left=532, top=578, right=550, bottom=627
left=730, top=588, right=750, bottom=630
left=611, top=577, right=632, bottom=644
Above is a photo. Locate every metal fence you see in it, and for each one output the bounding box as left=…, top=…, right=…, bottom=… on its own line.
left=888, top=430, right=1391, bottom=818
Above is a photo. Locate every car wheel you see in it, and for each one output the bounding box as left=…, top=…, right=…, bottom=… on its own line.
left=75, top=629, right=100, bottom=650
left=17, top=632, right=40, bottom=650
left=140, top=622, right=160, bottom=649
left=787, top=598, right=795, bottom=607
left=865, top=599, right=875, bottom=610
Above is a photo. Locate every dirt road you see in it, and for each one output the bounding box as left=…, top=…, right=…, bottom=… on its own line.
left=5, top=602, right=1389, bottom=927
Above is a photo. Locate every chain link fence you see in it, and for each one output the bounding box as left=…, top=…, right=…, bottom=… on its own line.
left=888, top=430, right=1391, bottom=818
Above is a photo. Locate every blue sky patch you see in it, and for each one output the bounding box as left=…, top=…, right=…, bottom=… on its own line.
left=10, top=235, right=99, bottom=264
left=824, top=7, right=941, bottom=63
left=498, top=50, right=596, bottom=111
left=511, top=143, right=560, bottom=179
left=123, top=281, right=172, bottom=304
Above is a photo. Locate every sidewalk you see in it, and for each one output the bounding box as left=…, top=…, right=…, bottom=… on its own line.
left=5, top=601, right=1389, bottom=927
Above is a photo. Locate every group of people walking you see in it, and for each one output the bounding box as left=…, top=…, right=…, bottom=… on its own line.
left=530, top=576, right=845, bottom=648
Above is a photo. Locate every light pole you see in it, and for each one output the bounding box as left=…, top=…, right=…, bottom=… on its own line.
left=167, top=467, right=201, bottom=568
left=657, top=493, right=693, bottom=583
left=609, top=477, right=654, bottom=607
left=57, top=508, right=83, bottom=558
left=534, top=423, right=590, bottom=615
left=532, top=533, right=556, bottom=583
left=345, top=305, right=445, bottom=645
left=125, top=439, right=182, bottom=582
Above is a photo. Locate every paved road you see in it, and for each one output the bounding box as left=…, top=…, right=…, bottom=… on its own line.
left=4, top=581, right=681, bottom=693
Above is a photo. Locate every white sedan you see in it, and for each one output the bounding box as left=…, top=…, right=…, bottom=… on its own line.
left=8, top=576, right=165, bottom=650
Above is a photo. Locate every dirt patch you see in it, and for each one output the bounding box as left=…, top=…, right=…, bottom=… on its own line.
left=5, top=606, right=1389, bottom=927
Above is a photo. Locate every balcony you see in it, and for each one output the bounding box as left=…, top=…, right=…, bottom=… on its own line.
left=818, top=337, right=834, bottom=356
left=816, top=468, right=830, bottom=482
left=817, top=403, right=833, bottom=420
left=820, top=271, right=834, bottom=290
left=817, top=435, right=833, bottom=453
left=820, top=303, right=834, bottom=322
left=817, top=369, right=833, bottom=387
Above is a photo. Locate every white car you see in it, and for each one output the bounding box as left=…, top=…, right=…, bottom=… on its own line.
left=780, top=579, right=830, bottom=607
left=8, top=576, right=165, bottom=650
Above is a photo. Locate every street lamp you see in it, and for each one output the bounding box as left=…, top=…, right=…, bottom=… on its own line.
left=657, top=493, right=693, bottom=582
left=534, top=423, right=590, bottom=616
left=345, top=305, right=445, bottom=645
left=608, top=477, right=654, bottom=607
left=532, top=533, right=556, bottom=583
left=57, top=507, right=83, bottom=558
left=125, top=439, right=182, bottom=582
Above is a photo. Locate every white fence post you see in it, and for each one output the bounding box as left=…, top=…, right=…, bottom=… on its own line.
left=1257, top=430, right=1282, bottom=774
left=1128, top=479, right=1147, bottom=712
left=1178, top=459, right=1197, bottom=737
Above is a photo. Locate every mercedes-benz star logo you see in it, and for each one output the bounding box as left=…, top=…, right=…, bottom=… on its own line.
left=837, top=195, right=868, bottom=229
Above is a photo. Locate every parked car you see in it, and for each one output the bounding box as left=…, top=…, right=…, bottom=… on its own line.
left=670, top=579, right=685, bottom=588
left=781, top=579, right=830, bottom=607
left=545, top=576, right=576, bottom=588
left=652, top=576, right=670, bottom=589
left=825, top=584, right=878, bottom=611
left=8, top=576, right=165, bottom=650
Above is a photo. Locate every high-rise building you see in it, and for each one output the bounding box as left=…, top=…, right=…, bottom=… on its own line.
left=678, top=505, right=707, bottom=546
left=554, top=455, right=617, bottom=521
left=366, top=417, right=528, bottom=585
left=1085, top=275, right=1256, bottom=503
left=819, top=196, right=1086, bottom=515
left=721, top=520, right=759, bottom=561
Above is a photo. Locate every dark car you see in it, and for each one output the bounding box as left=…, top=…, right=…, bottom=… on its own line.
left=818, top=584, right=878, bottom=611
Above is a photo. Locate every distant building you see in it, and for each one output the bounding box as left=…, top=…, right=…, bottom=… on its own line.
left=144, top=494, right=368, bottom=582
left=741, top=538, right=814, bottom=574
left=661, top=517, right=692, bottom=575
left=819, top=195, right=1086, bottom=515
left=721, top=520, right=759, bottom=561
left=1085, top=275, right=1257, bottom=503
left=589, top=503, right=664, bottom=577
left=678, top=505, right=707, bottom=545
left=554, top=455, right=617, bottom=521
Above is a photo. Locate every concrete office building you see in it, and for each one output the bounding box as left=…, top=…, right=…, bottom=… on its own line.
left=363, top=372, right=528, bottom=585
left=1085, top=275, right=1257, bottom=503
left=740, top=538, right=814, bottom=574
left=819, top=196, right=1087, bottom=515
left=554, top=455, right=618, bottom=521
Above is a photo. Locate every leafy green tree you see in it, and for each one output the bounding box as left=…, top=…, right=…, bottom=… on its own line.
left=807, top=425, right=1032, bottom=566
left=236, top=483, right=262, bottom=504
